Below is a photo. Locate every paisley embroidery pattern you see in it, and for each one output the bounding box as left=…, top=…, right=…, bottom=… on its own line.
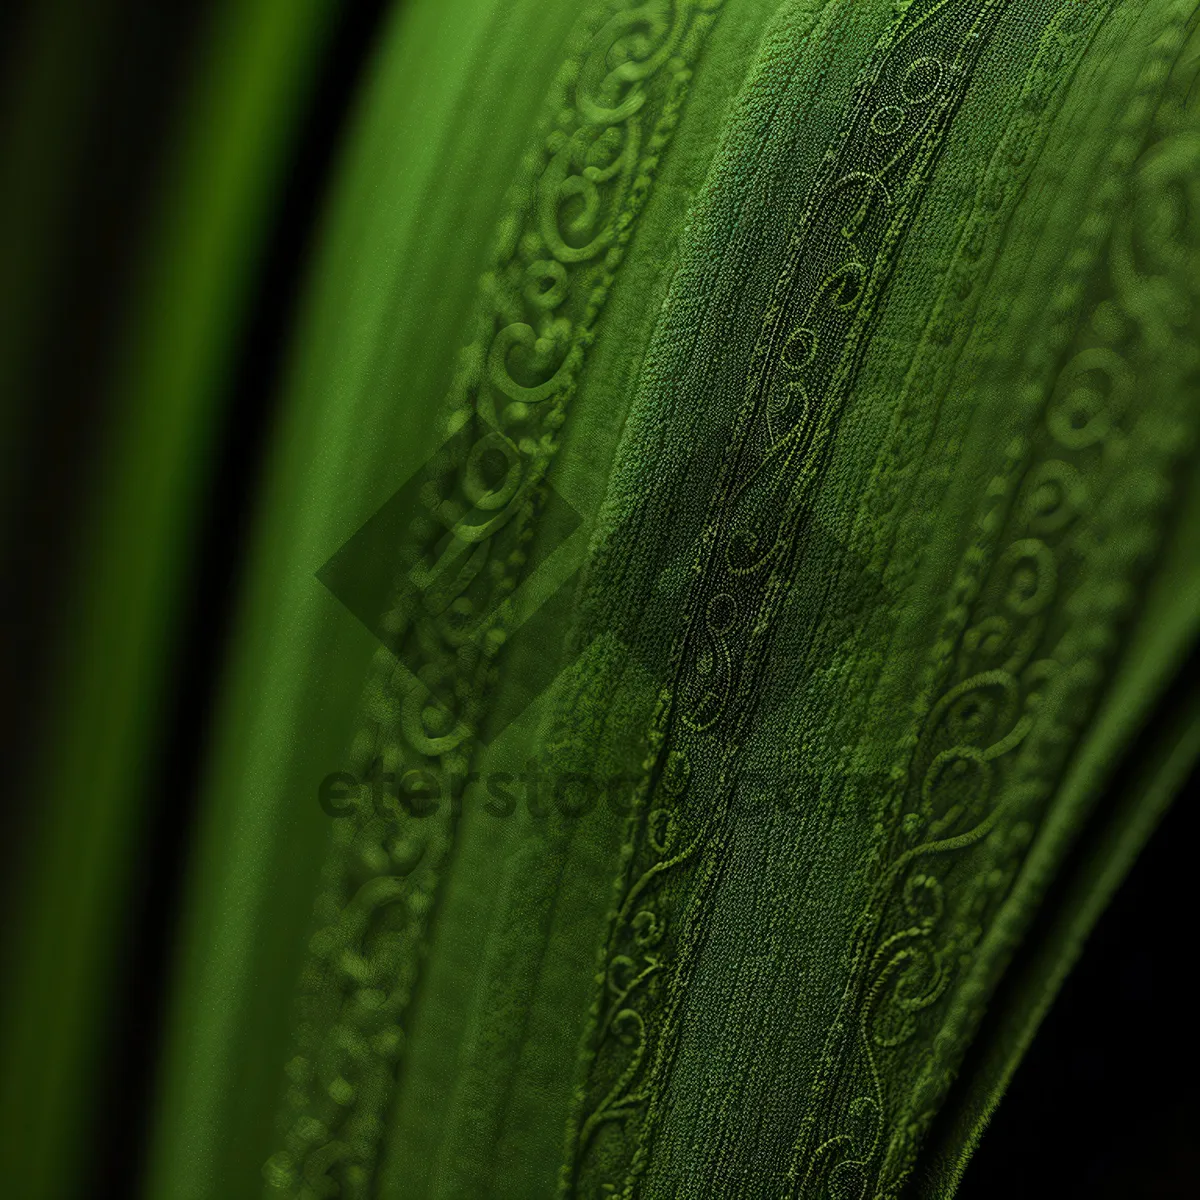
left=261, top=3, right=727, bottom=1195
left=565, top=2, right=1029, bottom=1195
left=785, top=10, right=1200, bottom=1197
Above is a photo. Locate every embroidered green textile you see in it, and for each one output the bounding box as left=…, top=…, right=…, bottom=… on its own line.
left=3, top=1, right=1198, bottom=1196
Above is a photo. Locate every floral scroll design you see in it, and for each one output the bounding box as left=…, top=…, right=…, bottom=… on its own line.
left=675, top=0, right=1013, bottom=741
left=567, top=2, right=1022, bottom=1196
left=263, top=3, right=727, bottom=1197
left=786, top=12, right=1200, bottom=1198
left=566, top=744, right=699, bottom=1190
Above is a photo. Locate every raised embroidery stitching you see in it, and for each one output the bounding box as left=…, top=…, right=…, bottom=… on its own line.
left=261, top=3, right=727, bottom=1196
left=564, top=2, right=1027, bottom=1195
left=786, top=9, right=1200, bottom=1197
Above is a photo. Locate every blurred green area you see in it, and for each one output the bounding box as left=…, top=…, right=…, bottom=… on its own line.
left=0, top=2, right=348, bottom=1193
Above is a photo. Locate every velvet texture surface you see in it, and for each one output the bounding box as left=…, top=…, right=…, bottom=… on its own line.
left=3, top=2, right=1198, bottom=1197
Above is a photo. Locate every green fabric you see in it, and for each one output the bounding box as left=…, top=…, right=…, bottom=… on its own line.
left=4, top=0, right=1199, bottom=1196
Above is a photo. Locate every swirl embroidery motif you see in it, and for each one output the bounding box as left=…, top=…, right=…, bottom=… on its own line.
left=262, top=3, right=727, bottom=1197
left=785, top=11, right=1200, bottom=1198
left=566, top=2, right=1022, bottom=1196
